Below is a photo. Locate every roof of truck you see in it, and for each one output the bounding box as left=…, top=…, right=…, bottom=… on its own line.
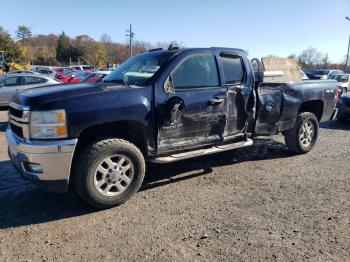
left=147, top=47, right=247, bottom=56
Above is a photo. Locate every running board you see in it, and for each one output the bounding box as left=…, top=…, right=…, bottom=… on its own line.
left=152, top=138, right=253, bottom=163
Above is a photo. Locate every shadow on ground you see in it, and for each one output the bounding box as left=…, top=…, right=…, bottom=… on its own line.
left=0, top=137, right=292, bottom=229
left=320, top=120, right=350, bottom=131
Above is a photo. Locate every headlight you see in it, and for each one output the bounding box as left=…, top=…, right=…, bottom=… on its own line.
left=30, top=110, right=68, bottom=139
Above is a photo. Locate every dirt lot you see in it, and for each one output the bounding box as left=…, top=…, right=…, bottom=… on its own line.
left=0, top=110, right=349, bottom=262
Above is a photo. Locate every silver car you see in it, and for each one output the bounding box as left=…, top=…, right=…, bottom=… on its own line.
left=0, top=74, right=60, bottom=106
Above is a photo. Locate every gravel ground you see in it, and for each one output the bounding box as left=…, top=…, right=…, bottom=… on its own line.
left=0, top=110, right=349, bottom=262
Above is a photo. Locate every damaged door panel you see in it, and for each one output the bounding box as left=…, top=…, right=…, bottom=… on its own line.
left=255, top=83, right=283, bottom=135
left=218, top=54, right=251, bottom=138
left=157, top=52, right=227, bottom=154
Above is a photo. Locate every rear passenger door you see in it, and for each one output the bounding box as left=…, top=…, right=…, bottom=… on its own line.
left=219, top=54, right=250, bottom=138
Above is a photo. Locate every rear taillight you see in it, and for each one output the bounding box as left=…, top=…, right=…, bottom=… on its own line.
left=335, top=86, right=339, bottom=101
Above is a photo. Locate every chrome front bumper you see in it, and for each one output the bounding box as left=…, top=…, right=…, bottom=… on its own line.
left=6, top=128, right=78, bottom=193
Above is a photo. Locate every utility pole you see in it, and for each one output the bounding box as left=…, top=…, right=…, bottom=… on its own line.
left=126, top=24, right=135, bottom=58
left=345, top=17, right=350, bottom=71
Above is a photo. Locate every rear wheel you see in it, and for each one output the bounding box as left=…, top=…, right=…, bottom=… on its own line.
left=73, top=138, right=145, bottom=209
left=284, top=112, right=319, bottom=154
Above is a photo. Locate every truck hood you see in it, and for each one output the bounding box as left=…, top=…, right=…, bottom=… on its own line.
left=12, top=82, right=130, bottom=108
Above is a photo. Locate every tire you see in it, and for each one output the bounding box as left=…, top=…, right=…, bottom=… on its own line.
left=284, top=112, right=319, bottom=154
left=73, top=138, right=145, bottom=209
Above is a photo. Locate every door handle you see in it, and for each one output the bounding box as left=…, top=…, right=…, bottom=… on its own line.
left=208, top=97, right=225, bottom=105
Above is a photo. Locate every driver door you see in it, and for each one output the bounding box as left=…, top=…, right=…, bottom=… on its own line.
left=157, top=52, right=228, bottom=155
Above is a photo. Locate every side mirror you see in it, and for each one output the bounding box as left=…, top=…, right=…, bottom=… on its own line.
left=163, top=75, right=175, bottom=94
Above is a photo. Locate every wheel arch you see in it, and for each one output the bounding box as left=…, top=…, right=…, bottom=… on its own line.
left=298, top=100, right=324, bottom=122
left=73, top=120, right=149, bottom=159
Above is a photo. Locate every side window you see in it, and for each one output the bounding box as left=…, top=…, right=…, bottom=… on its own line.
left=172, top=54, right=219, bottom=89
left=220, top=55, right=245, bottom=85
left=3, top=77, right=18, bottom=87
left=39, top=77, right=48, bottom=83
left=25, top=76, right=37, bottom=85
left=25, top=76, right=46, bottom=85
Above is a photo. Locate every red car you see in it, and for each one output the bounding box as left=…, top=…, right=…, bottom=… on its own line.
left=54, top=67, right=74, bottom=79
left=80, top=72, right=109, bottom=83
left=60, top=71, right=87, bottom=83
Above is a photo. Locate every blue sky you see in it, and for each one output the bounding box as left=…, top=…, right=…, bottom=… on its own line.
left=0, top=0, right=349, bottom=62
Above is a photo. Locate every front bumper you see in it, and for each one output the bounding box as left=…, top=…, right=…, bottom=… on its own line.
left=6, top=128, right=77, bottom=193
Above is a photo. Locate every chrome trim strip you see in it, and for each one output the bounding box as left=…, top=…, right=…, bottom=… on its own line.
left=9, top=102, right=30, bottom=111
left=9, top=119, right=30, bottom=139
left=151, top=139, right=253, bottom=163
left=6, top=127, right=77, bottom=154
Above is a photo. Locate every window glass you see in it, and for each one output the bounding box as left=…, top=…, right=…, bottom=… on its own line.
left=25, top=76, right=46, bottom=85
left=4, top=77, right=18, bottom=86
left=220, top=56, right=245, bottom=85
left=103, top=51, right=172, bottom=86
left=172, top=54, right=219, bottom=89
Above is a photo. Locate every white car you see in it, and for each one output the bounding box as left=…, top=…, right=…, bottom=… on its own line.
left=334, top=74, right=350, bottom=94
left=0, top=74, right=60, bottom=106
left=70, top=65, right=94, bottom=71
left=311, top=69, right=344, bottom=80
left=299, top=70, right=309, bottom=80
left=7, top=70, right=40, bottom=75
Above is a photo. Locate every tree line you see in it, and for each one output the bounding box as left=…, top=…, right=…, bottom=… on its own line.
left=0, top=25, right=182, bottom=68
left=0, top=25, right=346, bottom=69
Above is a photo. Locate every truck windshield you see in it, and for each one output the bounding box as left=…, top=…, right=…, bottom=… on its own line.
left=103, top=52, right=173, bottom=86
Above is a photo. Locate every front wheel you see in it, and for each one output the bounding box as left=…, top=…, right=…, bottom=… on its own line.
left=284, top=112, right=319, bottom=154
left=73, top=138, right=145, bottom=209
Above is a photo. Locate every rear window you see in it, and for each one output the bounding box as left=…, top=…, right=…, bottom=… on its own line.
left=82, top=66, right=92, bottom=70
left=220, top=55, right=245, bottom=85
left=314, top=70, right=329, bottom=75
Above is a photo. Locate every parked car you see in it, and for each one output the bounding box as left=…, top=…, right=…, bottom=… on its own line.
left=308, top=69, right=344, bottom=80
left=299, top=70, right=309, bottom=80
left=7, top=47, right=338, bottom=208
left=334, top=74, right=349, bottom=94
left=6, top=70, right=40, bottom=75
left=54, top=67, right=74, bottom=78
left=69, top=71, right=89, bottom=83
left=60, top=71, right=87, bottom=83
left=30, top=66, right=56, bottom=78
left=0, top=74, right=60, bottom=106
left=80, top=71, right=111, bottom=83
left=71, top=65, right=94, bottom=71
left=337, top=92, right=350, bottom=121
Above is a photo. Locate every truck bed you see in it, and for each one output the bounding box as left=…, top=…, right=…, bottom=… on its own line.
left=255, top=80, right=337, bottom=135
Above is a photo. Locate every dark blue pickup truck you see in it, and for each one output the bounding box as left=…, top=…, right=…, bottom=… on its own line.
left=6, top=47, right=338, bottom=208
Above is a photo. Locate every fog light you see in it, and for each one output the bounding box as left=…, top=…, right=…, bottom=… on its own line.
left=23, top=162, right=43, bottom=174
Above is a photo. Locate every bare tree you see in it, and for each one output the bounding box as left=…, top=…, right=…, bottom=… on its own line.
left=100, top=33, right=112, bottom=44
left=322, top=53, right=330, bottom=68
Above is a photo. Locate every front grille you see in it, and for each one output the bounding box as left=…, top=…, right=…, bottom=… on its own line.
left=9, top=106, right=23, bottom=119
left=8, top=103, right=30, bottom=139
left=10, top=122, right=23, bottom=138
